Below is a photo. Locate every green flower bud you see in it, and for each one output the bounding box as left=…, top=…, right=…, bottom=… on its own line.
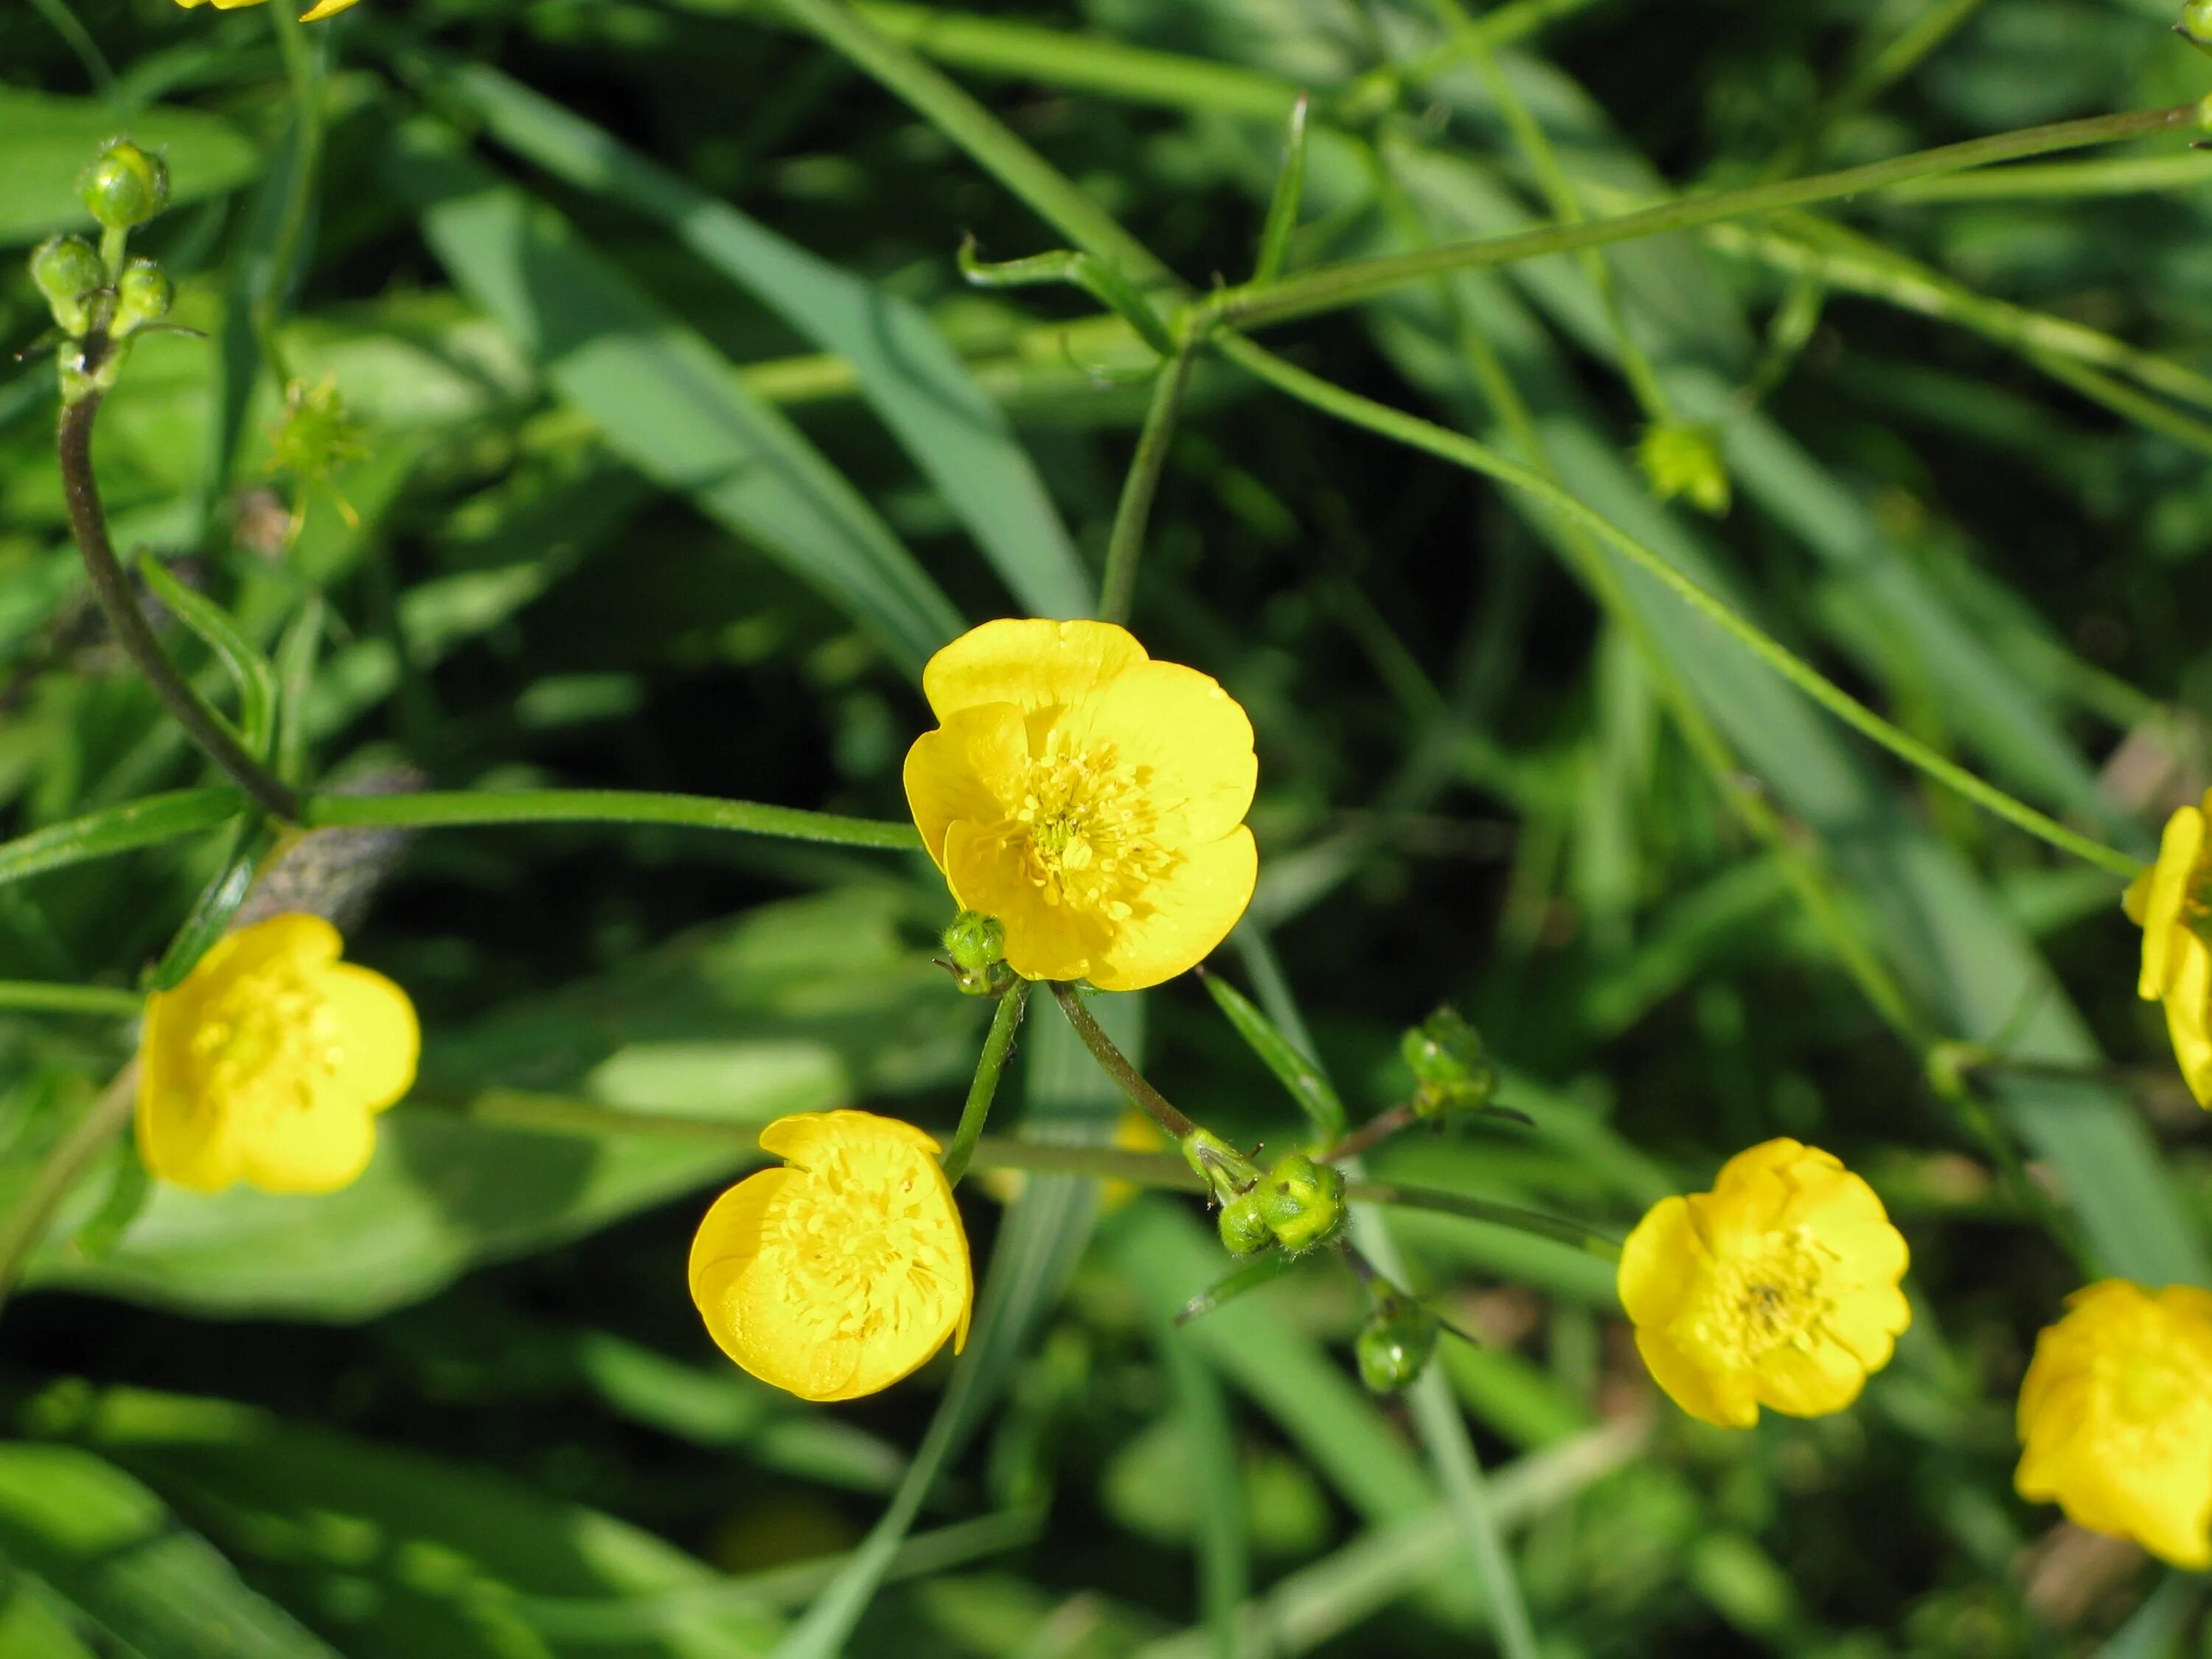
left=940, top=908, right=1007, bottom=995
left=1217, top=1193, right=1273, bottom=1256
left=2181, top=0, right=2212, bottom=48
left=1355, top=1297, right=1439, bottom=1394
left=1256, top=1150, right=1346, bottom=1254
left=1180, top=1127, right=1262, bottom=1206
left=79, top=139, right=170, bottom=230
left=1400, top=1006, right=1498, bottom=1121
left=29, top=234, right=105, bottom=335
left=1636, top=422, right=1731, bottom=517
left=111, top=259, right=173, bottom=338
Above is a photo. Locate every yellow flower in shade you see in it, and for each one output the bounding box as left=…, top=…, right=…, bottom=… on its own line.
left=175, top=0, right=360, bottom=17
left=689, top=1110, right=973, bottom=1402
left=1617, top=1138, right=1910, bottom=1428
left=137, top=914, right=419, bottom=1194
left=2015, top=1280, right=2212, bottom=1568
left=902, top=619, right=1257, bottom=992
left=2125, top=796, right=2212, bottom=1105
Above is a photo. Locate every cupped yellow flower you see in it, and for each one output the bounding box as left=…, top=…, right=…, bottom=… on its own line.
left=2015, top=1279, right=2212, bottom=1568
left=138, top=914, right=419, bottom=1195
left=902, top=619, right=1257, bottom=992
left=689, top=1110, right=973, bottom=1402
left=174, top=0, right=358, bottom=18
left=2126, top=796, right=2212, bottom=1105
left=1617, top=1138, right=1910, bottom=1428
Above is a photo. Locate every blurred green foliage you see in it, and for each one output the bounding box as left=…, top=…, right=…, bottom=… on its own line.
left=6, top=0, right=2212, bottom=1653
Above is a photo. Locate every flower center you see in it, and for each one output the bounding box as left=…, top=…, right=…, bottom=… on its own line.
left=188, top=961, right=341, bottom=1113
left=1007, top=728, right=1171, bottom=919
left=767, top=1141, right=961, bottom=1347
left=1685, top=1231, right=1831, bottom=1366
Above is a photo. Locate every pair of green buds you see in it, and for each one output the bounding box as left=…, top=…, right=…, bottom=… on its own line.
left=1186, top=1130, right=1349, bottom=1256
left=28, top=140, right=178, bottom=405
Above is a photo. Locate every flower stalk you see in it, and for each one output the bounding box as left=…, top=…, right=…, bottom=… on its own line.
left=939, top=979, right=1030, bottom=1186
left=1050, top=979, right=1199, bottom=1138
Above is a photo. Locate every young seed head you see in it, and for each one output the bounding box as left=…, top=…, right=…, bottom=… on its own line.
left=79, top=139, right=170, bottom=230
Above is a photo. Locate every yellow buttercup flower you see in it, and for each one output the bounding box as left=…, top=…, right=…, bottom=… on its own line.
left=175, top=0, right=358, bottom=18
left=2015, top=1280, right=2212, bottom=1568
left=1617, top=1138, right=1910, bottom=1428
left=138, top=914, right=419, bottom=1194
left=902, top=619, right=1257, bottom=992
left=2126, top=795, right=2212, bottom=1105
left=689, top=1110, right=973, bottom=1402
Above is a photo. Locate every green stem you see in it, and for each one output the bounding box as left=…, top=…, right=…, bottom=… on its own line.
left=257, top=6, right=326, bottom=383
left=0, top=1067, right=134, bottom=1321
left=0, top=983, right=144, bottom=1019
left=58, top=398, right=302, bottom=822
left=302, top=788, right=922, bottom=849
left=1345, top=1181, right=1619, bottom=1259
left=939, top=981, right=1030, bottom=1186
left=1216, top=101, right=2207, bottom=329
left=768, top=0, right=1173, bottom=285
left=1098, top=339, right=1198, bottom=625
left=1047, top=981, right=1198, bottom=1138
left=0, top=790, right=246, bottom=887
left=1216, top=334, right=2144, bottom=881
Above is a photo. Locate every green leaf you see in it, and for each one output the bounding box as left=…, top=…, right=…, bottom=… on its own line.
left=0, top=91, right=260, bottom=246
left=133, top=555, right=279, bottom=761
left=0, top=789, right=244, bottom=887
left=400, top=51, right=1092, bottom=622
left=1198, top=969, right=1346, bottom=1141
left=21, top=1383, right=778, bottom=1659
left=382, top=123, right=964, bottom=676
left=0, top=1441, right=341, bottom=1659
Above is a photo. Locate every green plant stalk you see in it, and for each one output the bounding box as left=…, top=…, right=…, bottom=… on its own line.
left=58, top=399, right=302, bottom=822
left=1416, top=0, right=1674, bottom=425
left=1048, top=981, right=1199, bottom=1138
left=1706, top=215, right=2212, bottom=417
left=767, top=0, right=1172, bottom=285
left=1888, top=151, right=2212, bottom=201
left=939, top=981, right=1031, bottom=1186
left=302, top=788, right=922, bottom=849
left=1216, top=101, right=2208, bottom=329
left=0, top=982, right=145, bottom=1018
left=0, top=1066, right=135, bottom=1321
left=257, top=5, right=326, bottom=383
left=1216, top=334, right=2143, bottom=882
left=1098, top=339, right=1199, bottom=625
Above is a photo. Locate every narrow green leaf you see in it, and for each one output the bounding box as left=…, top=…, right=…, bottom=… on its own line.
left=395, top=51, right=1093, bottom=622
left=0, top=1442, right=341, bottom=1659
left=1200, top=969, right=1347, bottom=1141
left=0, top=790, right=245, bottom=888
left=382, top=123, right=963, bottom=675
left=1175, top=1251, right=1302, bottom=1325
left=1253, top=93, right=1310, bottom=284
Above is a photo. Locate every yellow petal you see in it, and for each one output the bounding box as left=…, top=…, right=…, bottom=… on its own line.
left=922, top=619, right=1149, bottom=723
left=320, top=962, right=420, bottom=1113
left=1090, top=827, right=1257, bottom=992
left=2138, top=806, right=2205, bottom=999
left=298, top=0, right=361, bottom=15
left=1756, top=1336, right=1869, bottom=1419
left=689, top=1166, right=796, bottom=1362
left=1821, top=1281, right=1912, bottom=1371
left=1067, top=660, right=1257, bottom=844
left=901, top=704, right=1026, bottom=868
left=1617, top=1194, right=1702, bottom=1328
left=759, top=1108, right=941, bottom=1164
left=198, top=912, right=345, bottom=987
left=943, top=818, right=1113, bottom=982
left=234, top=1096, right=378, bottom=1194
left=2162, top=937, right=2212, bottom=1105
left=134, top=1057, right=240, bottom=1192
left=1635, top=1326, right=1755, bottom=1427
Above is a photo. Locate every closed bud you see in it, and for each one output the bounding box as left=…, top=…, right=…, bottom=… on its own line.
left=1180, top=1126, right=1262, bottom=1206
left=79, top=140, right=170, bottom=230
left=29, top=234, right=105, bottom=335
left=2182, top=0, right=2212, bottom=48
left=1401, top=1006, right=1498, bottom=1121
left=1217, top=1193, right=1273, bottom=1256
left=941, top=908, right=1007, bottom=995
left=1355, top=1296, right=1439, bottom=1394
left=1256, top=1150, right=1345, bottom=1254
left=1637, top=422, right=1731, bottom=517
left=111, top=259, right=173, bottom=338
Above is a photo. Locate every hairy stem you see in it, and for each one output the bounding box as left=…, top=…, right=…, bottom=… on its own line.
left=58, top=398, right=302, bottom=821
left=939, top=981, right=1030, bottom=1186
left=1098, top=338, right=1198, bottom=625
left=1048, top=981, right=1197, bottom=1138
